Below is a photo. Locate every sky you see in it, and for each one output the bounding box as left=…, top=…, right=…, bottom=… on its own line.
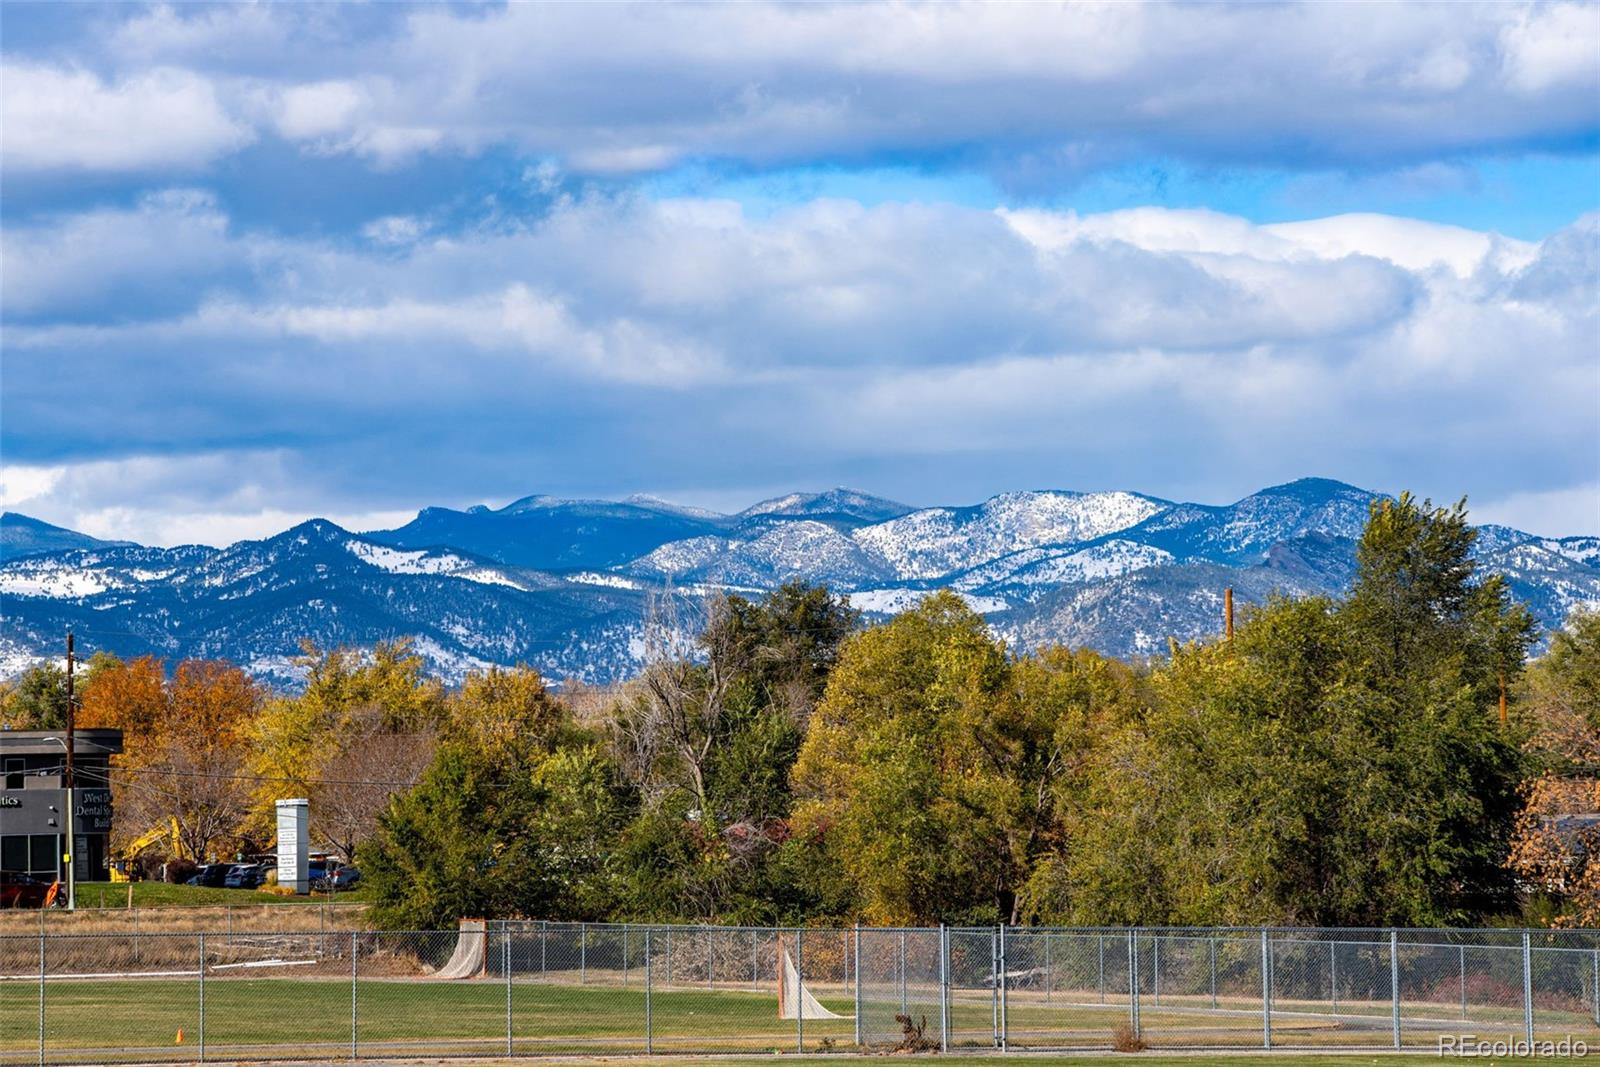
left=2, top=1, right=1598, bottom=545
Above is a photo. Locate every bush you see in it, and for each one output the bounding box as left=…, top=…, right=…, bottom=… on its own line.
left=1112, top=1021, right=1146, bottom=1052
left=163, top=859, right=198, bottom=884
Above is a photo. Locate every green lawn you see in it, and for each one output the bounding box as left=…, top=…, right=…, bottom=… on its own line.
left=6, top=976, right=1600, bottom=1064
left=67, top=880, right=370, bottom=908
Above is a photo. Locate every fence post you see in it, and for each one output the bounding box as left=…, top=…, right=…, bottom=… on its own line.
left=1522, top=931, right=1534, bottom=1046
left=752, top=930, right=759, bottom=991
left=622, top=925, right=629, bottom=987
left=1592, top=948, right=1598, bottom=1027
left=1460, top=944, right=1467, bottom=1019
left=1125, top=929, right=1140, bottom=1038
left=504, top=928, right=513, bottom=1056
left=1330, top=938, right=1338, bottom=1015
left=991, top=927, right=1000, bottom=1048
left=350, top=931, right=359, bottom=1059
left=1154, top=934, right=1161, bottom=1006
left=939, top=925, right=950, bottom=1054
left=580, top=923, right=587, bottom=985
left=198, top=933, right=206, bottom=1064
left=1390, top=929, right=1401, bottom=1050
left=999, top=923, right=1009, bottom=1052
left=1045, top=932, right=1052, bottom=1004
left=851, top=927, right=864, bottom=1049
left=899, top=930, right=907, bottom=1014
left=1210, top=935, right=1218, bottom=1010
left=37, top=926, right=45, bottom=1067
left=644, top=928, right=653, bottom=1055
left=796, top=928, right=805, bottom=1054
left=540, top=921, right=547, bottom=978
left=1260, top=929, right=1272, bottom=1049
left=1098, top=932, right=1105, bottom=1004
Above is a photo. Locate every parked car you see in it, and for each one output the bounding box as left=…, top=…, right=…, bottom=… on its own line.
left=223, top=863, right=265, bottom=889
left=185, top=864, right=230, bottom=888
left=312, top=866, right=361, bottom=892
left=0, top=871, right=53, bottom=909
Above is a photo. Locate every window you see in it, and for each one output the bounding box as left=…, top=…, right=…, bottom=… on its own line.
left=2, top=758, right=22, bottom=791
left=0, top=835, right=24, bottom=872
left=29, top=835, right=57, bottom=878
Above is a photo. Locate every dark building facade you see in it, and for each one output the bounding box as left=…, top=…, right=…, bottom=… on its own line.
left=0, top=729, right=122, bottom=882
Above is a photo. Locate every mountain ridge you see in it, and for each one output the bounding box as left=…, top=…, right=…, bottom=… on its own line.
left=4, top=478, right=1594, bottom=685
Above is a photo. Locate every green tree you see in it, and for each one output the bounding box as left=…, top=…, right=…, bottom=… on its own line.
left=1044, top=495, right=1533, bottom=926
left=608, top=583, right=856, bottom=922
left=362, top=671, right=627, bottom=929
left=791, top=591, right=1095, bottom=924
left=0, top=662, right=70, bottom=730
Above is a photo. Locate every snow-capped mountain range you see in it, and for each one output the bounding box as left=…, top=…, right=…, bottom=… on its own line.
left=2, top=479, right=1595, bottom=686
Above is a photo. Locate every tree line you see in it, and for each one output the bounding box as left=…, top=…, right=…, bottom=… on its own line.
left=3, top=494, right=1597, bottom=928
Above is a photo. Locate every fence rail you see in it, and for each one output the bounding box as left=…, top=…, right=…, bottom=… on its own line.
left=3, top=923, right=1598, bottom=1063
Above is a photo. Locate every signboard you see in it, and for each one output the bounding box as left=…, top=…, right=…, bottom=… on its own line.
left=276, top=798, right=309, bottom=894
left=73, top=789, right=114, bottom=833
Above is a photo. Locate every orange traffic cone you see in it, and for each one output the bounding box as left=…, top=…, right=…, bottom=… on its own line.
left=175, top=1029, right=184, bottom=1045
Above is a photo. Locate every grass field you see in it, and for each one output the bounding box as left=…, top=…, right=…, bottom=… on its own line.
left=5, top=973, right=1599, bottom=1065
left=65, top=881, right=371, bottom=908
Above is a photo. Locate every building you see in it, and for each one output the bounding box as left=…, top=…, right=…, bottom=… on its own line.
left=0, top=729, right=122, bottom=883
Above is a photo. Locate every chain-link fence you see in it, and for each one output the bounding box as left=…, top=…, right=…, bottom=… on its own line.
left=3, top=923, right=1598, bottom=1063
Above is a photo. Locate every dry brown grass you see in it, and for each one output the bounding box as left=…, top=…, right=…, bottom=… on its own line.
left=1111, top=1020, right=1147, bottom=1052
left=0, top=901, right=367, bottom=936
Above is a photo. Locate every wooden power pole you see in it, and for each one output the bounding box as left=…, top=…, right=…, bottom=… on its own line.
left=1224, top=587, right=1234, bottom=641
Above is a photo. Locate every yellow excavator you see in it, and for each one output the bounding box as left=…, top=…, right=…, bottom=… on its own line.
left=108, top=817, right=188, bottom=882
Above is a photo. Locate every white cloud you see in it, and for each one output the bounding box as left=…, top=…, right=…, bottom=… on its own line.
left=5, top=3, right=1595, bottom=177
left=3, top=197, right=1594, bottom=534
left=0, top=451, right=416, bottom=546
left=1499, top=2, right=1600, bottom=94
left=1475, top=484, right=1600, bottom=538
left=0, top=64, right=252, bottom=172
left=270, top=79, right=369, bottom=140
left=0, top=465, right=64, bottom=509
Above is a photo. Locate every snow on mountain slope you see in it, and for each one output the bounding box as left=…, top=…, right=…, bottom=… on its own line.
left=1546, top=536, right=1600, bottom=568
left=630, top=520, right=894, bottom=588
left=738, top=488, right=914, bottom=527
left=852, top=491, right=1169, bottom=580
left=849, top=589, right=1008, bottom=615
left=952, top=540, right=1176, bottom=599
left=1122, top=478, right=1380, bottom=564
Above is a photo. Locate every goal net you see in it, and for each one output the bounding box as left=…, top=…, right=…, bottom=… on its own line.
left=432, top=918, right=488, bottom=979
left=776, top=933, right=846, bottom=1019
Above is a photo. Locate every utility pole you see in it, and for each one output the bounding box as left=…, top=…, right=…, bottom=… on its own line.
left=1499, top=672, right=1508, bottom=726
left=1224, top=588, right=1234, bottom=641
left=63, top=631, right=77, bottom=911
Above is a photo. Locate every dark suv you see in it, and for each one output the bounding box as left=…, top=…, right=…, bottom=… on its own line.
left=185, top=864, right=231, bottom=888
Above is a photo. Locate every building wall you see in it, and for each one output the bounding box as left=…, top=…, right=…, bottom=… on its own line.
left=0, top=730, right=122, bottom=883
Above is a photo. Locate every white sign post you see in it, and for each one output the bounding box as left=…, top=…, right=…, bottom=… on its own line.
left=276, top=798, right=310, bottom=894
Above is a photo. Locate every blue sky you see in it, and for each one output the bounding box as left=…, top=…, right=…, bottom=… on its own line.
left=2, top=1, right=1597, bottom=543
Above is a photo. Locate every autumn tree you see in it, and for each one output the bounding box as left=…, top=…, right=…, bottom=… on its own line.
left=108, top=660, right=264, bottom=863
left=1509, top=608, right=1600, bottom=925
left=251, top=640, right=445, bottom=852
